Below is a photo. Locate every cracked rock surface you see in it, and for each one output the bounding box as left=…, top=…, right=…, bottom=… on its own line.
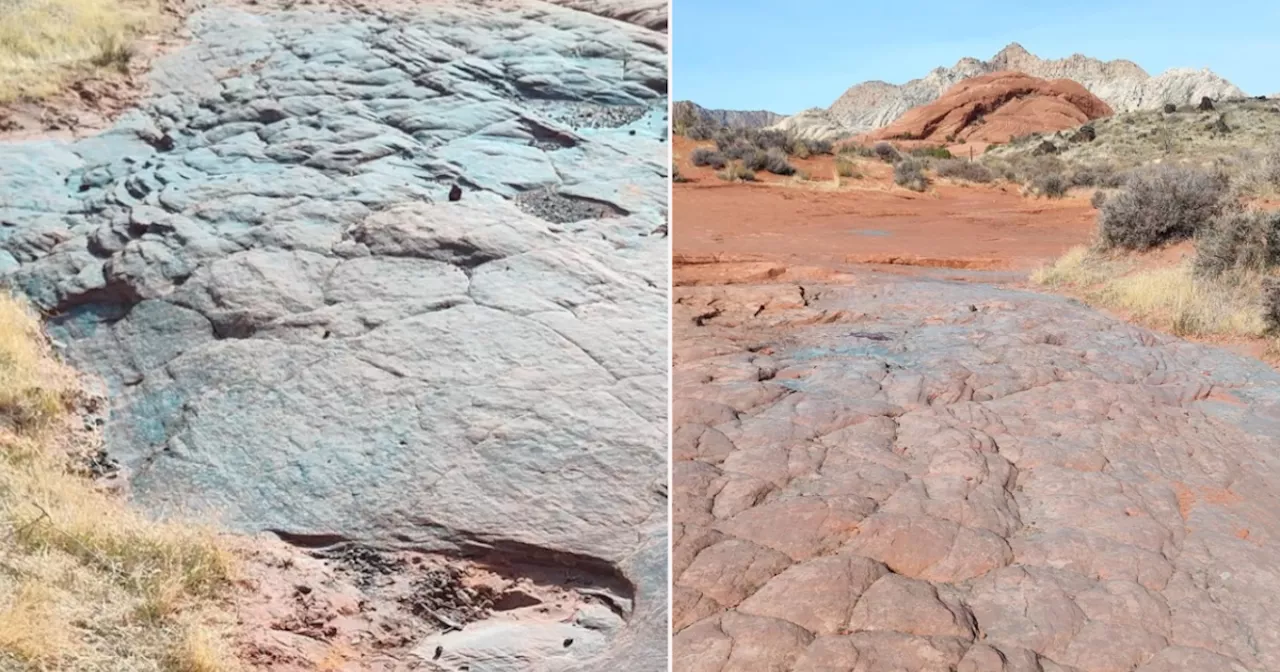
left=0, top=1, right=667, bottom=669
left=673, top=263, right=1280, bottom=672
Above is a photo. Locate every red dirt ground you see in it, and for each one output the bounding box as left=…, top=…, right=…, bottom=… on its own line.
left=673, top=135, right=1097, bottom=273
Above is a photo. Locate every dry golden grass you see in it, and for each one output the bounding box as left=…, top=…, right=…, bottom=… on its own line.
left=0, top=292, right=240, bottom=671
left=1032, top=246, right=1268, bottom=338
left=0, top=0, right=162, bottom=103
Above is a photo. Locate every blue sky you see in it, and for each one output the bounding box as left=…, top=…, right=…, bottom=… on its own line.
left=673, top=1, right=1280, bottom=114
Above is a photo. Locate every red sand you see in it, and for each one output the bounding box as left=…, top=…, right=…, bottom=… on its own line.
left=673, top=136, right=1097, bottom=273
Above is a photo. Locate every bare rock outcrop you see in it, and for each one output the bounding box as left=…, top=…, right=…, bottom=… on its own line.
left=674, top=265, right=1280, bottom=672
left=778, top=42, right=1245, bottom=139
left=864, top=71, right=1113, bottom=145
left=0, top=1, right=668, bottom=669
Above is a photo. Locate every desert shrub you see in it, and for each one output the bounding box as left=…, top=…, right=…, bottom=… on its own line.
left=717, top=161, right=756, bottom=182
left=835, top=158, right=860, bottom=178
left=1090, top=189, right=1107, bottom=209
left=1098, top=165, right=1229, bottom=250
left=690, top=148, right=726, bottom=169
left=807, top=139, right=834, bottom=155
left=935, top=159, right=993, bottom=183
left=686, top=124, right=716, bottom=141
left=1031, top=172, right=1068, bottom=198
left=911, top=146, right=953, bottom=160
left=763, top=148, right=796, bottom=175
left=1255, top=144, right=1280, bottom=189
left=672, top=163, right=690, bottom=183
left=1033, top=140, right=1059, bottom=155
left=719, top=140, right=757, bottom=161
left=894, top=159, right=929, bottom=192
left=873, top=142, right=899, bottom=163
left=1193, top=208, right=1280, bottom=279
left=1069, top=163, right=1119, bottom=188
left=1264, top=278, right=1280, bottom=332
left=790, top=140, right=812, bottom=159
left=713, top=128, right=749, bottom=152
left=795, top=169, right=812, bottom=181
left=737, top=148, right=766, bottom=171
left=839, top=143, right=875, bottom=158
left=754, top=130, right=791, bottom=153
left=1163, top=103, right=1177, bottom=114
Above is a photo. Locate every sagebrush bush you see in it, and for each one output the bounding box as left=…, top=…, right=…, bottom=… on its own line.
left=935, top=159, right=993, bottom=183
left=720, top=140, right=757, bottom=162
left=1069, top=163, right=1121, bottom=188
left=1193, top=208, right=1280, bottom=279
left=894, top=159, right=929, bottom=191
left=763, top=148, right=795, bottom=175
left=911, top=146, right=953, bottom=160
left=1031, top=172, right=1068, bottom=198
left=740, top=149, right=767, bottom=172
left=717, top=161, right=756, bottom=182
left=807, top=139, right=834, bottom=155
left=1263, top=278, right=1280, bottom=332
left=835, top=158, right=859, bottom=178
left=686, top=124, right=716, bottom=141
left=873, top=142, right=898, bottom=163
left=840, top=144, right=875, bottom=158
left=790, top=140, right=812, bottom=159
left=1098, top=165, right=1229, bottom=250
left=690, top=148, right=725, bottom=169
left=754, top=130, right=791, bottom=153
left=1090, top=189, right=1107, bottom=209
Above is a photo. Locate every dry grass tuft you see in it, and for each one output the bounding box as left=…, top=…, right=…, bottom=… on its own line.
left=1032, top=248, right=1268, bottom=338
left=0, top=291, right=240, bottom=671
left=0, top=0, right=161, bottom=102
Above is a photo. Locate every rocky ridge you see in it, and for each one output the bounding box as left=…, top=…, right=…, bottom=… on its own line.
left=865, top=71, right=1113, bottom=146
left=776, top=42, right=1245, bottom=140
left=0, top=0, right=668, bottom=669
left=673, top=100, right=785, bottom=129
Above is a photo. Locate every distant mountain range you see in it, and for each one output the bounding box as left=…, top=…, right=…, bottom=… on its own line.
left=682, top=43, right=1249, bottom=141
left=672, top=101, right=785, bottom=130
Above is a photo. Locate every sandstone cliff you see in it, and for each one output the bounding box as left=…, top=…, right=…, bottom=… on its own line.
left=780, top=42, right=1245, bottom=139
left=864, top=71, right=1113, bottom=145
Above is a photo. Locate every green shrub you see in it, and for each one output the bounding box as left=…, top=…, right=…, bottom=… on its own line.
left=911, top=146, right=953, bottom=160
